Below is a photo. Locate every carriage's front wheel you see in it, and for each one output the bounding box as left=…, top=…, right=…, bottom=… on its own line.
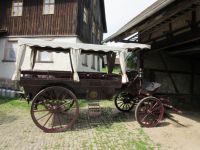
left=135, top=96, right=164, bottom=127
left=31, top=86, right=79, bottom=133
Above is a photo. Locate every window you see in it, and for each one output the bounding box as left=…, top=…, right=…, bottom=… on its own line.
left=94, top=0, right=97, bottom=7
left=43, top=0, right=55, bottom=15
left=83, top=7, right=88, bottom=24
left=3, top=41, right=17, bottom=62
left=82, top=54, right=88, bottom=66
left=97, top=29, right=101, bottom=41
left=91, top=55, right=95, bottom=69
left=12, top=1, right=23, bottom=16
left=37, top=51, right=53, bottom=62
left=92, top=20, right=96, bottom=43
left=92, top=20, right=96, bottom=34
left=97, top=56, right=101, bottom=71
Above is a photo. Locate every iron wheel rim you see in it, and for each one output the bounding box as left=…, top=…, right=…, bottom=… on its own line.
left=31, top=86, right=79, bottom=133
left=135, top=96, right=164, bottom=128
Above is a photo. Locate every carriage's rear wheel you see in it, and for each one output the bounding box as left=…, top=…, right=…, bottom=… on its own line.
left=135, top=96, right=164, bottom=127
left=31, top=86, right=79, bottom=133
left=114, top=92, right=136, bottom=112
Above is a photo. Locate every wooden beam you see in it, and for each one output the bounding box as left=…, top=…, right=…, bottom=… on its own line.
left=148, top=68, right=192, bottom=75
left=169, top=47, right=200, bottom=55
left=120, top=40, right=139, bottom=43
left=113, top=0, right=200, bottom=43
left=143, top=25, right=190, bottom=43
left=151, top=27, right=200, bottom=51
left=136, top=0, right=199, bottom=38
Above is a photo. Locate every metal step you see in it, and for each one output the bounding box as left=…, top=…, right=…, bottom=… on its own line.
left=88, top=102, right=101, bottom=117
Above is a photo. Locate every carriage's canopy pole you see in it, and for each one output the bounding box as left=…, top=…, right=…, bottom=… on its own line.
left=13, top=43, right=26, bottom=81
left=70, top=48, right=81, bottom=82
left=30, top=47, right=37, bottom=70
left=119, top=51, right=129, bottom=83
left=107, top=52, right=116, bottom=74
left=13, top=39, right=150, bottom=83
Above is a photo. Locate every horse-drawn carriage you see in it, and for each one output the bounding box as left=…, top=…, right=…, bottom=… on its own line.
left=13, top=39, right=181, bottom=132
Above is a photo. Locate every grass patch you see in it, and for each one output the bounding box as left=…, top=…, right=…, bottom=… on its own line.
left=79, top=99, right=88, bottom=108
left=0, top=96, right=29, bottom=111
left=101, top=66, right=121, bottom=74
left=0, top=96, right=159, bottom=150
left=82, top=123, right=156, bottom=150
left=0, top=96, right=114, bottom=110
left=79, top=99, right=114, bottom=108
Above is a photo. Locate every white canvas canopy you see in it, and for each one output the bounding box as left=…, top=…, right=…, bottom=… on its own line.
left=13, top=39, right=150, bottom=83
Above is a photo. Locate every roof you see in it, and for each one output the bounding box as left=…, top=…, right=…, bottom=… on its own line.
left=103, top=0, right=175, bottom=42
left=18, top=39, right=150, bottom=53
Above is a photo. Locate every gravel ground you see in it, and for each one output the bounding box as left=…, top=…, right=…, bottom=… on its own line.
left=0, top=100, right=156, bottom=150
left=144, top=111, right=200, bottom=150
left=0, top=98, right=200, bottom=150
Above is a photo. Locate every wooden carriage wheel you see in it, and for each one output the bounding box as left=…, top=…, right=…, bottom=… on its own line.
left=31, top=86, right=79, bottom=133
left=114, top=92, right=136, bottom=112
left=135, top=96, right=164, bottom=128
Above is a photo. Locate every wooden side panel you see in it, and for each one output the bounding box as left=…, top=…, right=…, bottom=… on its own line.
left=0, top=0, right=78, bottom=36
left=196, top=5, right=200, bottom=23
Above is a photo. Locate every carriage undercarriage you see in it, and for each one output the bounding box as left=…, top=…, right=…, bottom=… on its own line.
left=20, top=70, right=181, bottom=133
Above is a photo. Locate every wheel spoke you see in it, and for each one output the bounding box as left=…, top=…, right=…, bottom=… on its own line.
left=119, top=103, right=124, bottom=108
left=43, top=113, right=53, bottom=127
left=56, top=100, right=72, bottom=110
left=141, top=110, right=153, bottom=122
left=117, top=101, right=123, bottom=104
left=37, top=112, right=51, bottom=121
left=33, top=109, right=49, bottom=112
left=151, top=102, right=159, bottom=110
left=122, top=104, right=126, bottom=110
left=125, top=104, right=129, bottom=110
left=57, top=114, right=62, bottom=128
left=151, top=106, right=161, bottom=112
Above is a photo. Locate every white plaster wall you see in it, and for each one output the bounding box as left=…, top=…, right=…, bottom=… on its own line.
left=0, top=38, right=16, bottom=79
left=0, top=36, right=102, bottom=80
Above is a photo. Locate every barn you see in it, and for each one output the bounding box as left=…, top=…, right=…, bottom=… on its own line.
left=104, top=0, right=200, bottom=109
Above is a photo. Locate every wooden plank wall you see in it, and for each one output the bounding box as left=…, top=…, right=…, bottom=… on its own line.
left=77, top=0, right=103, bottom=44
left=0, top=0, right=78, bottom=36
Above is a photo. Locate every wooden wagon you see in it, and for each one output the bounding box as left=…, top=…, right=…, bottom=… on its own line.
left=13, top=39, right=180, bottom=132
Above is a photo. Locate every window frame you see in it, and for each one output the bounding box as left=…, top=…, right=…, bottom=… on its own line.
left=91, top=55, right=96, bottom=69
left=82, top=54, right=88, bottom=66
left=92, top=19, right=96, bottom=34
left=97, top=29, right=101, bottom=41
left=97, top=56, right=101, bottom=71
left=83, top=7, right=88, bottom=24
left=43, top=0, right=55, bottom=15
left=92, top=19, right=96, bottom=43
left=93, top=0, right=97, bottom=7
left=2, top=40, right=18, bottom=62
left=37, top=51, right=53, bottom=63
left=11, top=0, right=23, bottom=17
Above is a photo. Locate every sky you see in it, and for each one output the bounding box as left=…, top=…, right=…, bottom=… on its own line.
left=103, top=0, right=157, bottom=39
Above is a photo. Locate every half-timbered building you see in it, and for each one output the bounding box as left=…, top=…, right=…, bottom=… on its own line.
left=0, top=0, right=107, bottom=89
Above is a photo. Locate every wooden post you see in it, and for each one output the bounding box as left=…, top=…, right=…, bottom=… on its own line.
left=190, top=59, right=195, bottom=105
left=159, top=52, right=179, bottom=94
